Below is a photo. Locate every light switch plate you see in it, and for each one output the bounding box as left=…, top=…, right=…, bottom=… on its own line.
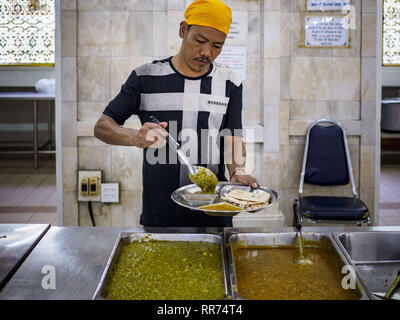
left=78, top=170, right=101, bottom=202
left=101, top=183, right=119, bottom=203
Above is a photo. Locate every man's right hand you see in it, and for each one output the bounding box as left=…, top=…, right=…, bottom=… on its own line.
left=134, top=122, right=169, bottom=149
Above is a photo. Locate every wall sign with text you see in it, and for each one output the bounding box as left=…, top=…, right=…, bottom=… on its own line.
left=304, top=16, right=349, bottom=47
left=307, top=0, right=350, bottom=11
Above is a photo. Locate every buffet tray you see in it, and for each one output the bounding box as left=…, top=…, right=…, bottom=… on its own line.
left=226, top=232, right=372, bottom=300
left=171, top=182, right=280, bottom=217
left=92, top=231, right=230, bottom=300
left=333, top=231, right=400, bottom=300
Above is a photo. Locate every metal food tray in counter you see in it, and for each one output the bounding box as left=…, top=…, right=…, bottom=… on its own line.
left=226, top=232, right=372, bottom=300
left=93, top=232, right=230, bottom=300
left=171, top=182, right=280, bottom=217
left=333, top=231, right=400, bottom=300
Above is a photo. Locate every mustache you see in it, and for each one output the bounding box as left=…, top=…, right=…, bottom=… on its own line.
left=194, top=57, right=211, bottom=63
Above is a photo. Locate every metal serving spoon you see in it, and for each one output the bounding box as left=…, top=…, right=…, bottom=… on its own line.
left=148, top=115, right=218, bottom=192
left=293, top=200, right=312, bottom=265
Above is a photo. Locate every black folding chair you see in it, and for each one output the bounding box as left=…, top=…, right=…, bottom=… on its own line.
left=293, top=119, right=371, bottom=227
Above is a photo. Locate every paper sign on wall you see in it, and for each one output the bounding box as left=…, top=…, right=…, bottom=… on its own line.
left=305, top=16, right=349, bottom=47
left=215, top=46, right=247, bottom=81
left=307, top=0, right=350, bottom=11
left=226, top=11, right=248, bottom=43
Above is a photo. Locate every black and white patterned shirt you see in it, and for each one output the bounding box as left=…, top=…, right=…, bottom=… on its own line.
left=103, top=56, right=243, bottom=227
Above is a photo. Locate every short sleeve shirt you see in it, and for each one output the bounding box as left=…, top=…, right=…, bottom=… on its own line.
left=103, top=57, right=243, bottom=227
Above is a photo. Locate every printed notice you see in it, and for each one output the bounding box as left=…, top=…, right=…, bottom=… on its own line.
left=215, top=46, right=247, bottom=81
left=307, top=0, right=350, bottom=11
left=305, top=16, right=349, bottom=47
left=226, top=11, right=248, bottom=43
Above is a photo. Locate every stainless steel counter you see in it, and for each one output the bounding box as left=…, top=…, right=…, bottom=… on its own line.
left=0, top=225, right=399, bottom=300
left=0, top=224, right=50, bottom=290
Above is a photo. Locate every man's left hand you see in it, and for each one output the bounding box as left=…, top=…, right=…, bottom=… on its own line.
left=230, top=172, right=258, bottom=189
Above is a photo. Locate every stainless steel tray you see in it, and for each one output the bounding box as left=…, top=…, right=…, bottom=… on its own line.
left=226, top=232, right=372, bottom=300
left=333, top=232, right=400, bottom=300
left=171, top=182, right=280, bottom=217
left=92, top=232, right=230, bottom=300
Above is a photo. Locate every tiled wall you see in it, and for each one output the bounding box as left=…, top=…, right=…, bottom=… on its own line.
left=61, top=0, right=378, bottom=227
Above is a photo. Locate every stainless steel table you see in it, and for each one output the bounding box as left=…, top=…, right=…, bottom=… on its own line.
left=0, top=224, right=50, bottom=290
left=0, top=92, right=55, bottom=168
left=0, top=225, right=399, bottom=300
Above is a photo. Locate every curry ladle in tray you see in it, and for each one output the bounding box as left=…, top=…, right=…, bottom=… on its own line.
left=148, top=115, right=218, bottom=192
left=374, top=271, right=400, bottom=300
left=293, top=199, right=312, bottom=265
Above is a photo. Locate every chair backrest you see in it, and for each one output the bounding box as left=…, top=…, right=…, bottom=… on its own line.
left=299, top=119, right=357, bottom=196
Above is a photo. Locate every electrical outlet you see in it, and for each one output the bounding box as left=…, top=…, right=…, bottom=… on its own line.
left=101, top=183, right=119, bottom=203
left=78, top=170, right=101, bottom=202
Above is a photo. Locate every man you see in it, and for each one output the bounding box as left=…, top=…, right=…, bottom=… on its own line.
left=94, top=0, right=257, bottom=227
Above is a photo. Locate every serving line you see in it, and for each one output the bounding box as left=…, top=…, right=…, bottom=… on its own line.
left=0, top=225, right=399, bottom=300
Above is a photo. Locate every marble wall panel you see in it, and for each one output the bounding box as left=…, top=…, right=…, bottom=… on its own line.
left=62, top=102, right=77, bottom=147
left=77, top=56, right=111, bottom=101
left=167, top=11, right=184, bottom=56
left=361, top=100, right=377, bottom=145
left=111, top=57, right=153, bottom=98
left=62, top=191, right=79, bottom=226
left=361, top=57, right=377, bottom=101
left=153, top=0, right=167, bottom=11
left=362, top=0, right=377, bottom=13
left=77, top=11, right=110, bottom=57
left=62, top=147, right=77, bottom=192
left=362, top=13, right=377, bottom=57
left=153, top=11, right=169, bottom=58
left=332, top=57, right=361, bottom=101
left=61, top=10, right=77, bottom=57
left=111, top=146, right=143, bottom=191
left=243, top=107, right=262, bottom=126
left=244, top=58, right=261, bottom=108
left=280, top=101, right=289, bottom=146
left=280, top=12, right=290, bottom=57
left=246, top=11, right=261, bottom=57
left=264, top=0, right=280, bottom=11
left=360, top=145, right=375, bottom=188
left=262, top=152, right=280, bottom=190
left=79, top=201, right=112, bottom=227
left=360, top=187, right=375, bottom=223
left=77, top=0, right=109, bottom=11
left=264, top=58, right=280, bottom=105
left=289, top=120, right=361, bottom=136
left=62, top=0, right=76, bottom=11
left=280, top=56, right=290, bottom=101
left=78, top=101, right=108, bottom=121
left=110, top=12, right=153, bottom=57
left=61, top=57, right=77, bottom=102
left=264, top=106, right=279, bottom=153
left=279, top=144, right=289, bottom=189
left=111, top=190, right=142, bottom=227
left=224, top=0, right=261, bottom=11
left=264, top=11, right=280, bottom=58
left=289, top=57, right=333, bottom=101
left=110, top=0, right=153, bottom=11
left=78, top=144, right=112, bottom=181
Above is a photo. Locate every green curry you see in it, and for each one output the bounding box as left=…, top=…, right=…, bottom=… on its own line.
left=188, top=166, right=218, bottom=193
left=104, top=240, right=225, bottom=300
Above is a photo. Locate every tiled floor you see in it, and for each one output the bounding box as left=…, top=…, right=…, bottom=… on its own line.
left=0, top=156, right=399, bottom=226
left=0, top=155, right=57, bottom=225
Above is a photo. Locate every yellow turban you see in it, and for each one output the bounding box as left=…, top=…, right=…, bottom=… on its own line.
left=185, top=0, right=232, bottom=35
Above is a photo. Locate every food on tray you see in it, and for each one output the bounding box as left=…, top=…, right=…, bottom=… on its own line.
left=188, top=166, right=218, bottom=193
left=105, top=240, right=225, bottom=300
left=221, top=189, right=270, bottom=209
left=199, top=202, right=243, bottom=211
left=233, top=243, right=360, bottom=300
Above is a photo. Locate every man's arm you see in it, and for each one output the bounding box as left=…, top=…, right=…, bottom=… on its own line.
left=94, top=114, right=168, bottom=149
left=224, top=136, right=258, bottom=188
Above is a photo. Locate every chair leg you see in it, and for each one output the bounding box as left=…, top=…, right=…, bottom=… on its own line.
left=367, top=216, right=372, bottom=226
left=293, top=199, right=301, bottom=229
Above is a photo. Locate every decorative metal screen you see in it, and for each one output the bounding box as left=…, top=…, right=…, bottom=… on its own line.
left=383, top=0, right=400, bottom=66
left=0, top=0, right=55, bottom=66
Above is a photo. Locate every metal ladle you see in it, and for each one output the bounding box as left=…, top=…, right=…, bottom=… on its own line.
left=374, top=271, right=400, bottom=300
left=148, top=115, right=218, bottom=191
left=293, top=199, right=312, bottom=265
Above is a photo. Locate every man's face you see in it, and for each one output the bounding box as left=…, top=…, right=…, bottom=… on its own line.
left=179, top=23, right=226, bottom=74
